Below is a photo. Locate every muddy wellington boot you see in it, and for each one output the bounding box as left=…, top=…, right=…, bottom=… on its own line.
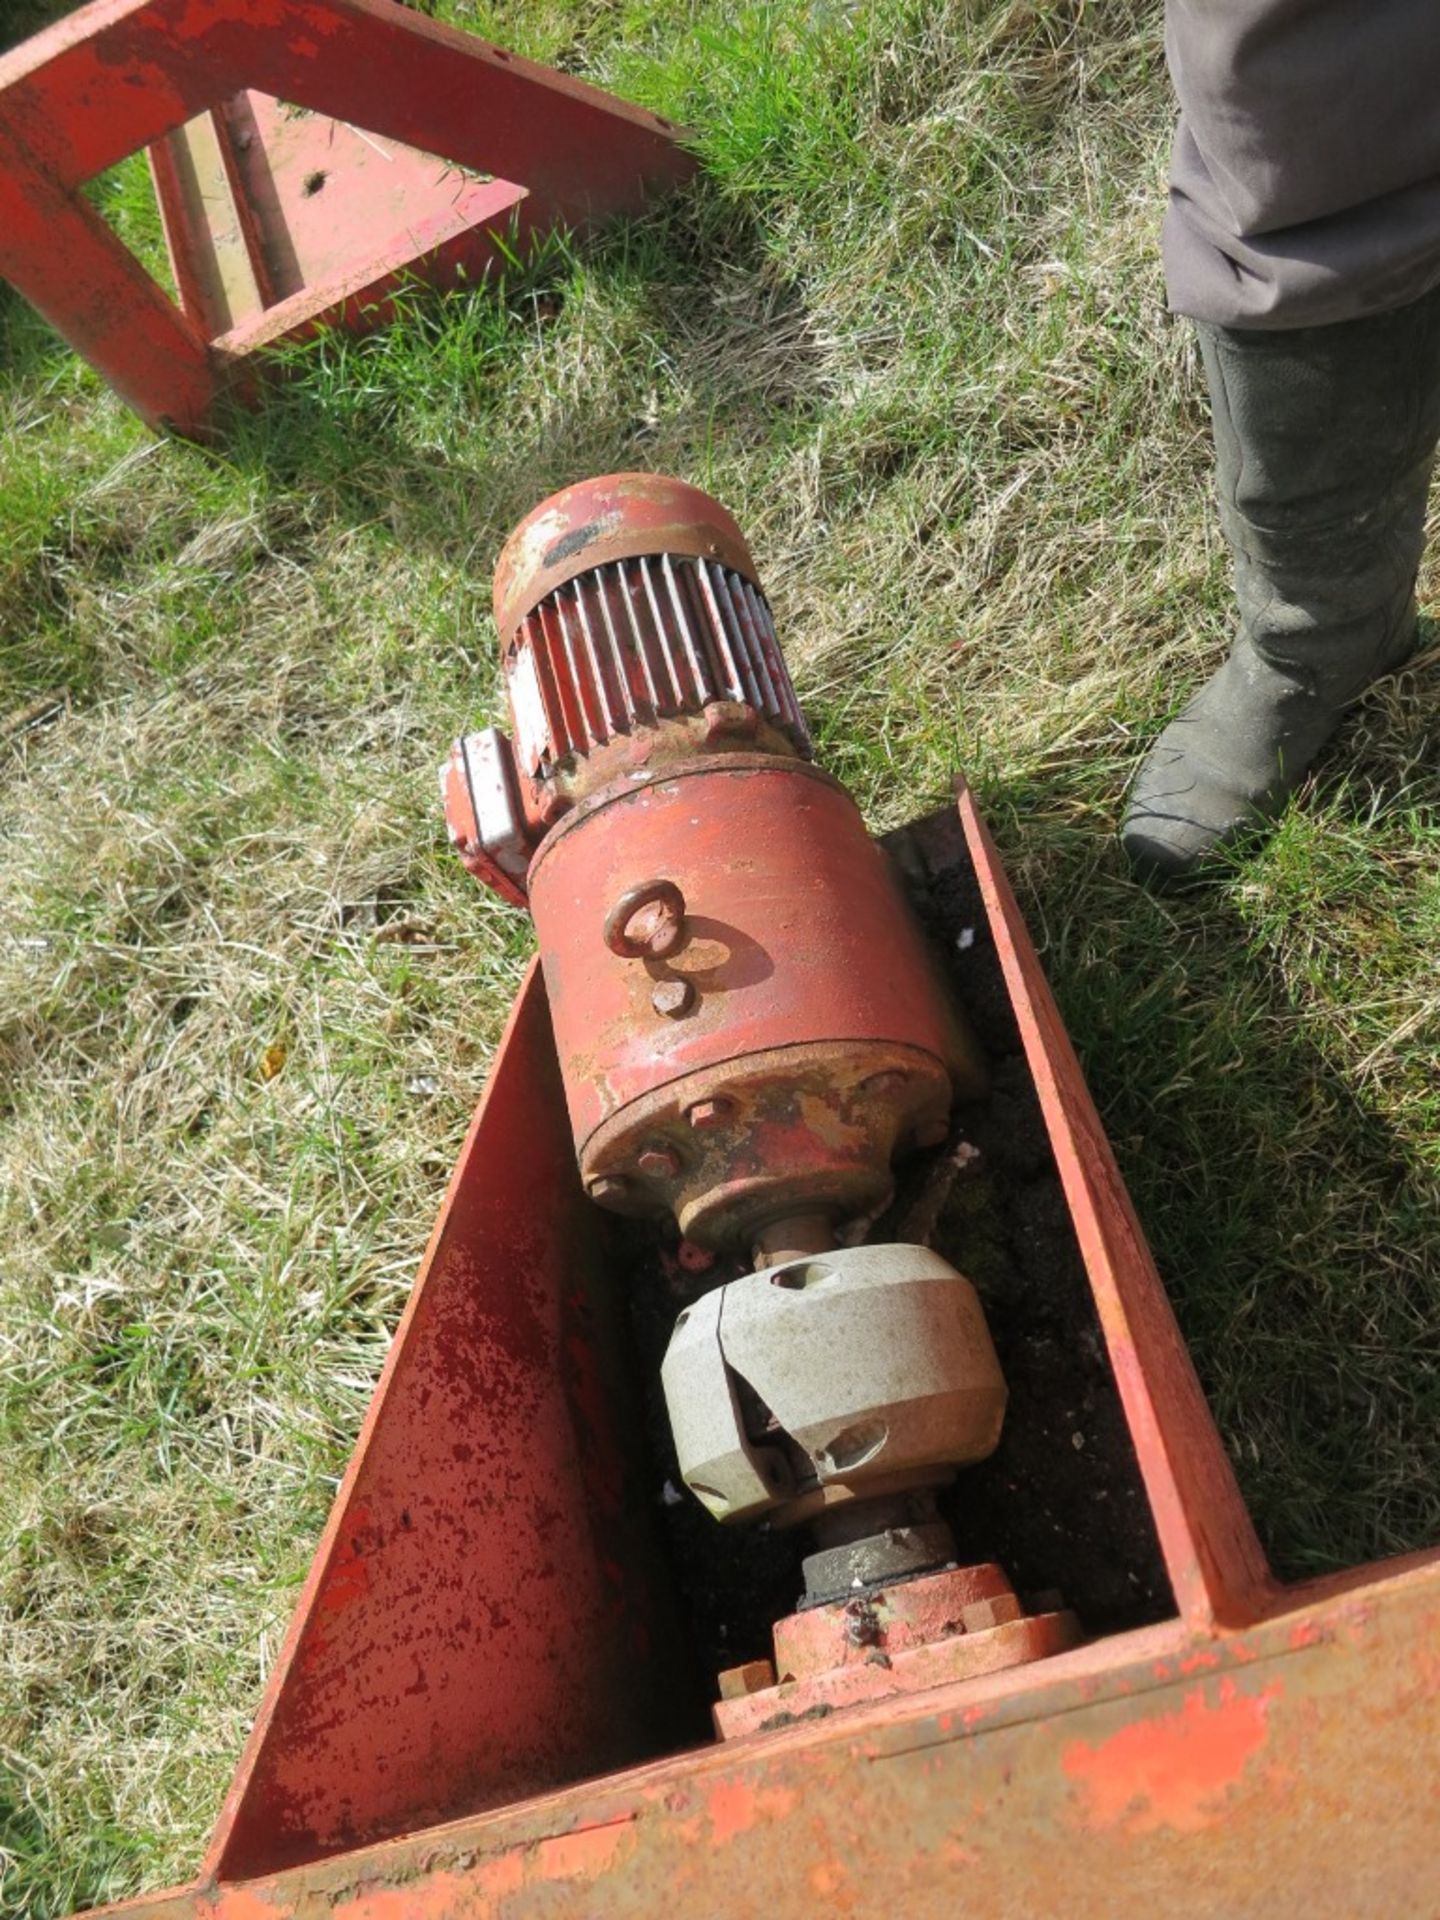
left=1122, top=291, right=1440, bottom=882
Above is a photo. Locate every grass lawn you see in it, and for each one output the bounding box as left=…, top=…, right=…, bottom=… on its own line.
left=3, top=0, right=1439, bottom=1910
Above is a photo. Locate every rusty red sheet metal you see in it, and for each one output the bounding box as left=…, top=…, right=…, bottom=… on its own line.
left=73, top=782, right=1440, bottom=1917
left=0, top=0, right=693, bottom=433
left=528, top=760, right=978, bottom=1146
left=952, top=776, right=1276, bottom=1630
left=90, top=1557, right=1440, bottom=1918
left=202, top=965, right=696, bottom=1879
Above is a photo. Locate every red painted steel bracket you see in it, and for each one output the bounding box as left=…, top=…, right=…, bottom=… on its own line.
left=74, top=781, right=1440, bottom=1916
left=0, top=0, right=694, bottom=434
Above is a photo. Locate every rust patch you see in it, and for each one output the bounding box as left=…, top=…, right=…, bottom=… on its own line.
left=1062, top=1676, right=1282, bottom=1834
left=331, top=1870, right=476, bottom=1920
left=807, top=1858, right=854, bottom=1900
left=493, top=474, right=757, bottom=636
left=320, top=1812, right=636, bottom=1913
left=542, top=516, right=617, bottom=571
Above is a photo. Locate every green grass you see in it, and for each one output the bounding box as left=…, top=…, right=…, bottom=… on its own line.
left=3, top=0, right=1439, bottom=1909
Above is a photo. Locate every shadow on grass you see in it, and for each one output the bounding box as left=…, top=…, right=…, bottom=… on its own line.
left=0, top=279, right=79, bottom=385
left=977, top=714, right=1440, bottom=1585
left=215, top=188, right=829, bottom=573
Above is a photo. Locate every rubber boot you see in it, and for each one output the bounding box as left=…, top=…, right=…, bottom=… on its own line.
left=1122, top=289, right=1440, bottom=883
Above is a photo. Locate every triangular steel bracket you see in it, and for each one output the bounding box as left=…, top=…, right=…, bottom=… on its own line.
left=0, top=0, right=694, bottom=434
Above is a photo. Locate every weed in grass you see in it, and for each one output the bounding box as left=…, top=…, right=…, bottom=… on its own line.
left=3, top=0, right=1439, bottom=1910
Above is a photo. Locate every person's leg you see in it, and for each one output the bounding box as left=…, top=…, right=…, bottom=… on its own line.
left=1121, top=284, right=1440, bottom=883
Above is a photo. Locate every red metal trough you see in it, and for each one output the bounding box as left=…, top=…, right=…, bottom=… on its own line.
left=76, top=778, right=1440, bottom=1919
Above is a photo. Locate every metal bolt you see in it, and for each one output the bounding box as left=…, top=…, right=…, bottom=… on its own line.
left=586, top=1175, right=630, bottom=1206
left=686, top=1096, right=735, bottom=1130
left=843, top=1598, right=882, bottom=1648
left=638, top=1143, right=681, bottom=1180
left=702, top=699, right=759, bottom=744
left=651, top=978, right=695, bottom=1018
left=716, top=1658, right=777, bottom=1701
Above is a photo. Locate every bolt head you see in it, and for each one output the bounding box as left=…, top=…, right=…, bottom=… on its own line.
left=702, top=699, right=760, bottom=744
left=622, top=896, right=685, bottom=958
left=638, top=1143, right=682, bottom=1180
left=686, top=1096, right=735, bottom=1130
left=842, top=1598, right=882, bottom=1647
left=716, top=1658, right=776, bottom=1701
left=651, top=977, right=696, bottom=1018
left=586, top=1175, right=630, bottom=1207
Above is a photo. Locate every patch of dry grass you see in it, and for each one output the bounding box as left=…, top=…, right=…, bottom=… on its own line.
left=1, top=538, right=528, bottom=1907
left=3, top=0, right=1439, bottom=1909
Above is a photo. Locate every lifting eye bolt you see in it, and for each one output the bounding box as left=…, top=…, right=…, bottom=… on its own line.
left=605, top=878, right=689, bottom=958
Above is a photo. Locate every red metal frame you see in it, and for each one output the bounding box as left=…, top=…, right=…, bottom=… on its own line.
left=77, top=780, right=1440, bottom=1915
left=205, top=971, right=694, bottom=1878
left=0, top=0, right=693, bottom=433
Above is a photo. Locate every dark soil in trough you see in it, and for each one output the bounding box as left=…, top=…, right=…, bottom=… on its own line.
left=622, top=805, right=1172, bottom=1682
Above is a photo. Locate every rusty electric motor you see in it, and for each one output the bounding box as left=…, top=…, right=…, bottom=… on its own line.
left=444, top=475, right=1075, bottom=1684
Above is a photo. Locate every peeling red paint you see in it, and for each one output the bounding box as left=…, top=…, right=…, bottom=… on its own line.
left=1174, top=1649, right=1225, bottom=1676
left=469, top=1852, right=527, bottom=1902
left=58, top=785, right=1440, bottom=1920
left=206, top=1895, right=274, bottom=1920
left=706, top=1780, right=758, bottom=1846
left=705, top=1779, right=799, bottom=1846
left=326, top=1823, right=635, bottom=1916
left=332, top=1870, right=474, bottom=1920
left=536, top=1819, right=635, bottom=1881
left=1062, top=1677, right=1282, bottom=1834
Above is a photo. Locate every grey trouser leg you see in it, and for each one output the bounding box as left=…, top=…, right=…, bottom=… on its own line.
left=1122, top=285, right=1440, bottom=881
